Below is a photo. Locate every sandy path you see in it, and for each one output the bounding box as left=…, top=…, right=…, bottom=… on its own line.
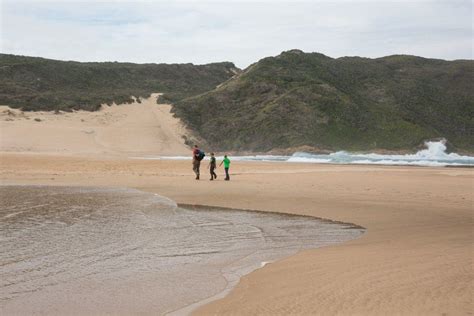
left=0, top=154, right=472, bottom=315
left=0, top=94, right=190, bottom=156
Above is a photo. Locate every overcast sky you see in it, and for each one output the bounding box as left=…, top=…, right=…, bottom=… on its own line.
left=1, top=0, right=472, bottom=68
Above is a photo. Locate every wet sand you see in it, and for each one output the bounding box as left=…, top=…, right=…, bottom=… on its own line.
left=1, top=185, right=362, bottom=315
left=0, top=153, right=472, bottom=315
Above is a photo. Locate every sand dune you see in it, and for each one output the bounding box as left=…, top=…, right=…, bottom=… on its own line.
left=0, top=94, right=191, bottom=156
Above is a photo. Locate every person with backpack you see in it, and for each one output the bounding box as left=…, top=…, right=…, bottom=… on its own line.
left=192, top=145, right=200, bottom=180
left=208, top=152, right=217, bottom=181
left=219, top=155, right=231, bottom=181
left=192, top=145, right=205, bottom=180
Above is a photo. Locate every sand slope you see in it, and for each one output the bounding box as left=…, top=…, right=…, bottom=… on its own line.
left=0, top=94, right=190, bottom=156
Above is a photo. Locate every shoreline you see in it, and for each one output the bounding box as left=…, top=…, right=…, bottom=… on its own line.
left=168, top=204, right=366, bottom=315
left=2, top=150, right=473, bottom=169
left=0, top=184, right=364, bottom=315
left=169, top=205, right=365, bottom=316
left=0, top=152, right=472, bottom=315
left=179, top=203, right=367, bottom=230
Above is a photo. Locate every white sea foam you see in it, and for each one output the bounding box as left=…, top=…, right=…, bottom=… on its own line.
left=132, top=141, right=473, bottom=167
left=289, top=141, right=473, bottom=166
left=287, top=157, right=332, bottom=163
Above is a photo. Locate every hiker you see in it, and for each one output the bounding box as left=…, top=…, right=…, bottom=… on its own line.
left=208, top=152, right=217, bottom=180
left=219, top=155, right=231, bottom=181
left=192, top=145, right=201, bottom=180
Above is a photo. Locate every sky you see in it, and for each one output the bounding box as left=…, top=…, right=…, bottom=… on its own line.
left=1, top=0, right=472, bottom=68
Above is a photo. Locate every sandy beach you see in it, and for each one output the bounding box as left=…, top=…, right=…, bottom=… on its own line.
left=0, top=97, right=472, bottom=315
left=0, top=153, right=472, bottom=315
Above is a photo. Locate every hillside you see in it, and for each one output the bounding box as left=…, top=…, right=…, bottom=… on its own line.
left=172, top=50, right=473, bottom=152
left=0, top=54, right=239, bottom=111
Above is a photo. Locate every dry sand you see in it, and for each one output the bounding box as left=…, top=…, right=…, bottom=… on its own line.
left=0, top=97, right=472, bottom=315
left=0, top=94, right=190, bottom=156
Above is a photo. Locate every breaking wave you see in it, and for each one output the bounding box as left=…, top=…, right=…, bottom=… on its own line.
left=287, top=141, right=473, bottom=166
left=138, top=141, right=473, bottom=167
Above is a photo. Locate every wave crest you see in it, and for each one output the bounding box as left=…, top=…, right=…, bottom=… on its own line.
left=288, top=141, right=473, bottom=166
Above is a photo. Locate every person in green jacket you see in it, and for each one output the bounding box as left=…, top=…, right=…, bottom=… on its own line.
left=219, top=155, right=231, bottom=181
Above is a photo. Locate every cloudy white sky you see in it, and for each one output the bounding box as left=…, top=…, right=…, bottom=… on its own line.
left=1, top=0, right=472, bottom=68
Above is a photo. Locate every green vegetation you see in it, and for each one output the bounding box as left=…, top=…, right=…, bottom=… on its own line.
left=0, top=54, right=238, bottom=111
left=2, top=51, right=472, bottom=152
left=173, top=50, right=473, bottom=152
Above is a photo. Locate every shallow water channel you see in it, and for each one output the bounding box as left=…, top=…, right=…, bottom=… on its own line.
left=0, top=185, right=364, bottom=315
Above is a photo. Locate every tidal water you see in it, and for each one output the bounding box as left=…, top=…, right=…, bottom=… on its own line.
left=149, top=141, right=474, bottom=167
left=0, top=185, right=364, bottom=315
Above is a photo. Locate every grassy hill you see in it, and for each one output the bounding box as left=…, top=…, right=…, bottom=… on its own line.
left=0, top=54, right=239, bottom=111
left=172, top=50, right=473, bottom=152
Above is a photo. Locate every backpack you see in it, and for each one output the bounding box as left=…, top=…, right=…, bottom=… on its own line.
left=197, top=150, right=206, bottom=161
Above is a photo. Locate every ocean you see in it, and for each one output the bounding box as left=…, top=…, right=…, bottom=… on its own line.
left=145, top=141, right=474, bottom=167
left=0, top=185, right=363, bottom=315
